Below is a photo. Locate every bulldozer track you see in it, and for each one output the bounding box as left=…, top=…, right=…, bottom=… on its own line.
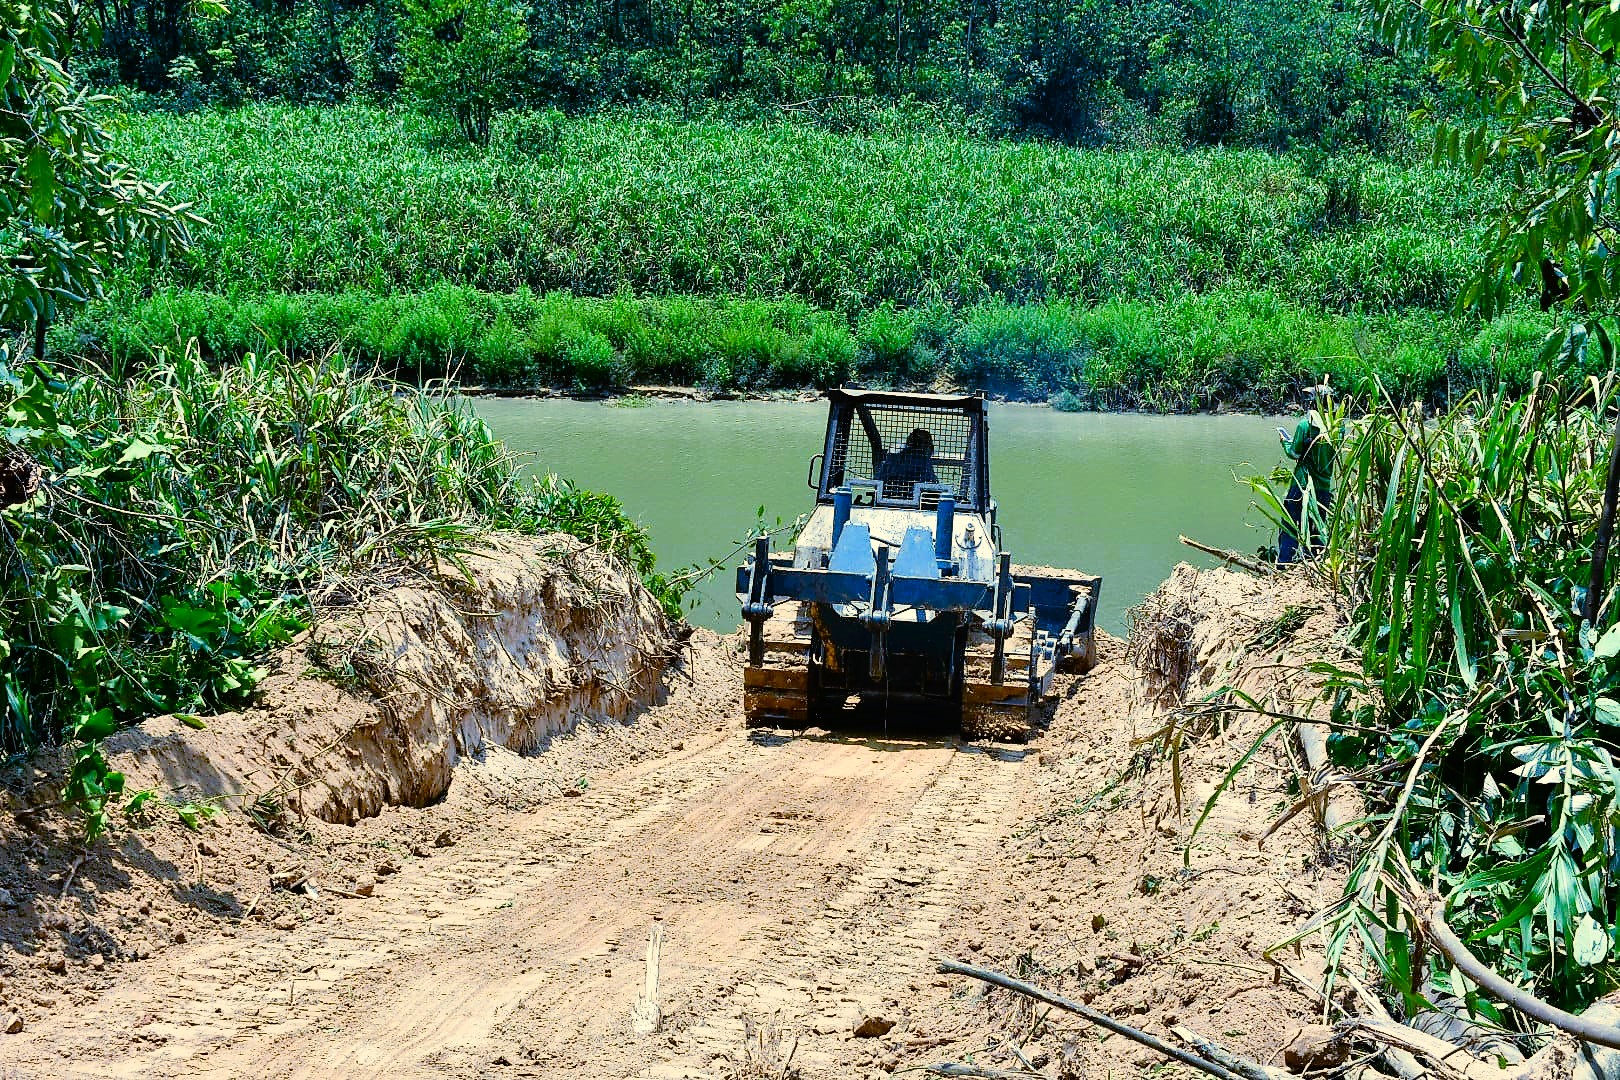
left=744, top=603, right=1060, bottom=741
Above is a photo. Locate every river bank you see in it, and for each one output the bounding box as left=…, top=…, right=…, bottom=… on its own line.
left=63, top=285, right=1553, bottom=413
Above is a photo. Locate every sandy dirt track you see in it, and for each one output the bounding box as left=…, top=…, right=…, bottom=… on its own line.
left=0, top=676, right=1038, bottom=1079
left=0, top=568, right=1348, bottom=1080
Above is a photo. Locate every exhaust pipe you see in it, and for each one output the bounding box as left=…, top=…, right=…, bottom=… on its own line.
left=934, top=495, right=955, bottom=569
left=831, top=485, right=853, bottom=548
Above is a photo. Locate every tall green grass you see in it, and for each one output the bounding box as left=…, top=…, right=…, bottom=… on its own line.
left=1238, top=378, right=1620, bottom=1013
left=102, top=104, right=1493, bottom=315
left=68, top=284, right=1557, bottom=410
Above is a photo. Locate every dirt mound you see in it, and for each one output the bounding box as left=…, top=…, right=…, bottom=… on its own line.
left=918, top=565, right=1353, bottom=1077
left=110, top=533, right=672, bottom=824
left=1127, top=561, right=1339, bottom=715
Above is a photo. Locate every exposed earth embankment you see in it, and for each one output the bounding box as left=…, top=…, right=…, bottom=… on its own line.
left=112, top=534, right=672, bottom=824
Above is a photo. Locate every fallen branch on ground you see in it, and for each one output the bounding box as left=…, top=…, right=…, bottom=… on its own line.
left=1179, top=535, right=1273, bottom=575
left=1424, top=902, right=1620, bottom=1051
left=937, top=960, right=1244, bottom=1080
left=923, top=1064, right=1044, bottom=1078
left=1169, top=1025, right=1291, bottom=1080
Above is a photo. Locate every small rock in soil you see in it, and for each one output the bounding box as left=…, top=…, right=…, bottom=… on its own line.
left=88, top=954, right=105, bottom=971
left=853, top=1014, right=896, bottom=1038
left=172, top=929, right=187, bottom=944
left=42, top=955, right=64, bottom=974
left=4, top=1013, right=21, bottom=1034
left=434, top=830, right=454, bottom=848
left=273, top=915, right=297, bottom=931
left=376, top=861, right=399, bottom=877
left=353, top=880, right=375, bottom=897
left=0, top=887, right=15, bottom=908
left=1282, top=1024, right=1349, bottom=1072
left=198, top=840, right=217, bottom=856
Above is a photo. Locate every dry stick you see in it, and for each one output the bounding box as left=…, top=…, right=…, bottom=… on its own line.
left=923, top=1065, right=1043, bottom=1079
left=937, top=960, right=1243, bottom=1080
left=1423, top=902, right=1620, bottom=1051
left=1168, top=1026, right=1291, bottom=1080
left=59, top=854, right=84, bottom=900
left=1340, top=971, right=1437, bottom=1080
left=1178, top=535, right=1273, bottom=576
left=631, top=922, right=663, bottom=1035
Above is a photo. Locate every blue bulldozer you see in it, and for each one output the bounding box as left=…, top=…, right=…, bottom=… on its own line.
left=736, top=389, right=1101, bottom=740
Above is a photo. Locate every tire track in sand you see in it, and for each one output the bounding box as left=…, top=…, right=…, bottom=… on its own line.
left=1, top=725, right=1031, bottom=1080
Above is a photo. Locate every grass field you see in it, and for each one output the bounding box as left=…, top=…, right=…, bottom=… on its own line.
left=107, top=104, right=1488, bottom=311
left=70, top=284, right=1553, bottom=410
left=78, top=103, right=1537, bottom=407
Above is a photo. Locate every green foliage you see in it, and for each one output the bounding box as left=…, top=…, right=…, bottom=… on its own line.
left=1374, top=0, right=1620, bottom=321
left=79, top=0, right=1429, bottom=152
left=70, top=285, right=1567, bottom=409
left=400, top=0, right=526, bottom=144
left=1244, top=378, right=1620, bottom=1012
left=0, top=344, right=679, bottom=836
left=100, top=104, right=1491, bottom=314
left=0, top=0, right=202, bottom=336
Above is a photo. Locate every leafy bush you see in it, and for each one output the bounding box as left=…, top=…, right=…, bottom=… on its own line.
left=67, top=285, right=1563, bottom=410
left=954, top=302, right=1080, bottom=394
left=400, top=0, right=526, bottom=144
left=0, top=344, right=678, bottom=835
left=1239, top=379, right=1620, bottom=1013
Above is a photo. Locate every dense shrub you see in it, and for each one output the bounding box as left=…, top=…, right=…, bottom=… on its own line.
left=0, top=345, right=679, bottom=833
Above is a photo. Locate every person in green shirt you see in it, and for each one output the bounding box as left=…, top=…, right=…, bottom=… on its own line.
left=1277, top=385, right=1333, bottom=563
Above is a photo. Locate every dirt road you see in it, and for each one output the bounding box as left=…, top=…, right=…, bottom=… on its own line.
left=1, top=689, right=1036, bottom=1079
left=0, top=570, right=1348, bottom=1080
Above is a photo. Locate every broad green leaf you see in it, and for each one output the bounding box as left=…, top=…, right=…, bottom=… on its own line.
left=1574, top=914, right=1609, bottom=966
left=1595, top=623, right=1620, bottom=658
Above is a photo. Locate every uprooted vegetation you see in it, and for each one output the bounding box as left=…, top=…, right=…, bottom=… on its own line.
left=1139, top=375, right=1620, bottom=1069
left=0, top=345, right=685, bottom=836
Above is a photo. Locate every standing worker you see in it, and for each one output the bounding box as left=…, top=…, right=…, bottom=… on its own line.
left=1277, top=384, right=1334, bottom=563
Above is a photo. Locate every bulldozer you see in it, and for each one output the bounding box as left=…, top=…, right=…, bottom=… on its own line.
left=735, top=389, right=1102, bottom=740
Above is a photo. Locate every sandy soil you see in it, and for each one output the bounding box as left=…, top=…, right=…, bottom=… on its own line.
left=0, top=565, right=1350, bottom=1080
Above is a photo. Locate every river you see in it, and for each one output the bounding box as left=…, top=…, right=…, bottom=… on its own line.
left=472, top=398, right=1287, bottom=634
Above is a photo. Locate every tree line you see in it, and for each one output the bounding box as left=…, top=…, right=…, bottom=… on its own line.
left=84, top=0, right=1431, bottom=148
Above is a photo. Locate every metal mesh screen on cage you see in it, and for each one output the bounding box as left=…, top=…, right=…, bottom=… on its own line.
left=830, top=404, right=976, bottom=504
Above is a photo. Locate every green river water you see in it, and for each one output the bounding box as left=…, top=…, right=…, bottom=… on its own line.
left=472, top=398, right=1286, bottom=634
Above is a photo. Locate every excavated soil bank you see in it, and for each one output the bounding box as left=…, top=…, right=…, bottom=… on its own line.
left=0, top=558, right=1378, bottom=1080
left=111, top=533, right=672, bottom=825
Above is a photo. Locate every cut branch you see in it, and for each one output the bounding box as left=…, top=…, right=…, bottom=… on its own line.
left=1424, top=902, right=1620, bottom=1050
left=937, top=960, right=1243, bottom=1080
left=1178, top=535, right=1273, bottom=575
